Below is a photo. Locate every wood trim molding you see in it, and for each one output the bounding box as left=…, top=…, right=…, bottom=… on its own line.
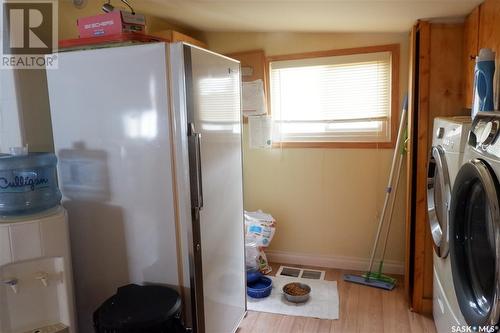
left=267, top=43, right=400, bottom=62
left=405, top=23, right=419, bottom=304
left=271, top=141, right=395, bottom=149
left=390, top=44, right=401, bottom=151
left=420, top=298, right=434, bottom=316
left=266, top=43, right=400, bottom=149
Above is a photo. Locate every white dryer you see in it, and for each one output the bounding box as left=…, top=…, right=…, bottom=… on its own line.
left=449, top=111, right=500, bottom=328
left=428, top=117, right=471, bottom=332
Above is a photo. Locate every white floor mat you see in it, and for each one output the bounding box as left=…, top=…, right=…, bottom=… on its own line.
left=247, top=276, right=339, bottom=320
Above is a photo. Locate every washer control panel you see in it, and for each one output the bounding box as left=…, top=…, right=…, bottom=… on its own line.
left=469, top=112, right=500, bottom=157
left=433, top=116, right=472, bottom=153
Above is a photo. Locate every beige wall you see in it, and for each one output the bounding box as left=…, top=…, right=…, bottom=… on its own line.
left=54, top=3, right=410, bottom=266
left=205, top=32, right=409, bottom=265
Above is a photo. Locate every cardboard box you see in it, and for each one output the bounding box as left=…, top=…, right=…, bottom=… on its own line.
left=77, top=11, right=146, bottom=38
left=149, top=30, right=208, bottom=49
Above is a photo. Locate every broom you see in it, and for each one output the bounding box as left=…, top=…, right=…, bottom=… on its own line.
left=343, top=95, right=408, bottom=291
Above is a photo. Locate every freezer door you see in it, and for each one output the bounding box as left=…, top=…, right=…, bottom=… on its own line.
left=46, top=43, right=180, bottom=333
left=184, top=45, right=246, bottom=333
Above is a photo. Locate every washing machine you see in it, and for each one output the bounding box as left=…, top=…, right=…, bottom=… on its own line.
left=428, top=116, right=471, bottom=332
left=449, top=111, right=500, bottom=328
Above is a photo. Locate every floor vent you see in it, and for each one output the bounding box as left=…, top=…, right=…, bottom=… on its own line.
left=276, top=266, right=325, bottom=280
left=280, top=267, right=301, bottom=277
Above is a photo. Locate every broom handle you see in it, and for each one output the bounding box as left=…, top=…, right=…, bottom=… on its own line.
left=367, top=100, right=408, bottom=274
left=379, top=152, right=404, bottom=267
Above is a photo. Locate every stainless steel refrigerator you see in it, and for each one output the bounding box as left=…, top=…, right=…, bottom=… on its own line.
left=46, top=42, right=246, bottom=333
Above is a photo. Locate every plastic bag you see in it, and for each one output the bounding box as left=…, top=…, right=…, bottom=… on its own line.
left=245, top=238, right=272, bottom=274
left=244, top=210, right=276, bottom=247
left=245, top=240, right=260, bottom=271
left=244, top=210, right=276, bottom=274
left=245, top=221, right=275, bottom=247
left=256, top=249, right=272, bottom=275
left=245, top=210, right=276, bottom=226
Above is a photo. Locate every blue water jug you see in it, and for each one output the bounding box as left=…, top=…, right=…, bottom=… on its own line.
left=472, top=48, right=496, bottom=118
left=0, top=152, right=62, bottom=216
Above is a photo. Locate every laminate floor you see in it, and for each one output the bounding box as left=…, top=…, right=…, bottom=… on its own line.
left=239, top=263, right=436, bottom=333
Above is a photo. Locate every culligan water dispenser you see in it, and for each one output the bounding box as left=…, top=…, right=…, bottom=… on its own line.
left=0, top=151, right=76, bottom=333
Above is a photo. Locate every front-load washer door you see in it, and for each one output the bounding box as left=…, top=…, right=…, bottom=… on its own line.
left=450, top=159, right=500, bottom=326
left=428, top=146, right=452, bottom=258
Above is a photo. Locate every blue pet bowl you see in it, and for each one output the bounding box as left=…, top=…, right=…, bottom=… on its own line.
left=247, top=276, right=272, bottom=298
left=246, top=270, right=262, bottom=284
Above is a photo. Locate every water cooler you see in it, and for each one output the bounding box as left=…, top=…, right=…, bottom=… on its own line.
left=0, top=152, right=76, bottom=333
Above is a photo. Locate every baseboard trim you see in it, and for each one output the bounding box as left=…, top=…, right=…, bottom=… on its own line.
left=265, top=250, right=405, bottom=275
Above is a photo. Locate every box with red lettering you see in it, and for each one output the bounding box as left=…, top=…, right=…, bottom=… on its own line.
left=77, top=11, right=146, bottom=38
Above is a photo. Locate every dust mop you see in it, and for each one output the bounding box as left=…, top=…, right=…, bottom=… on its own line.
left=343, top=96, right=408, bottom=291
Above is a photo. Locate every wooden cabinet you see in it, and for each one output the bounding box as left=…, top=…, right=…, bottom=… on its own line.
left=406, top=0, right=500, bottom=315
left=463, top=0, right=500, bottom=109
left=405, top=21, right=467, bottom=315
left=226, top=50, right=269, bottom=122
left=478, top=0, right=500, bottom=54
left=463, top=7, right=480, bottom=109
left=149, top=30, right=208, bottom=49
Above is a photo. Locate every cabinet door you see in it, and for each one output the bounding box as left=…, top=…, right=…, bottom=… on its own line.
left=478, top=0, right=500, bottom=110
left=479, top=0, right=500, bottom=53
left=463, top=7, right=480, bottom=109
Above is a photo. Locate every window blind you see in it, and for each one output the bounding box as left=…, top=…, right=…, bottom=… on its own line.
left=270, top=51, right=392, bottom=142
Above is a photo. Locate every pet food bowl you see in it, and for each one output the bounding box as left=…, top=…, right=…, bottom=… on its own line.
left=246, top=269, right=262, bottom=284
left=247, top=276, right=272, bottom=298
left=282, top=282, right=311, bottom=303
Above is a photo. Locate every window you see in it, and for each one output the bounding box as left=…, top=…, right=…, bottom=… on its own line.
left=269, top=44, right=399, bottom=148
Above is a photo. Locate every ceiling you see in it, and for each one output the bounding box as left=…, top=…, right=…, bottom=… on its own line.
left=129, top=0, right=482, bottom=33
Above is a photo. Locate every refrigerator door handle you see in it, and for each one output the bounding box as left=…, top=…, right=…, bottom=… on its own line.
left=195, top=131, right=204, bottom=210
left=188, top=123, right=204, bottom=210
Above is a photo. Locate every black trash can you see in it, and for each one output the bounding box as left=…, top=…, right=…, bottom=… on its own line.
left=93, top=284, right=183, bottom=333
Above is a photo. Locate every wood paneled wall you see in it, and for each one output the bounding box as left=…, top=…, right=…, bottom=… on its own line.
left=405, top=21, right=467, bottom=315
left=408, top=0, right=500, bottom=314
left=429, top=24, right=466, bottom=124
left=463, top=7, right=480, bottom=109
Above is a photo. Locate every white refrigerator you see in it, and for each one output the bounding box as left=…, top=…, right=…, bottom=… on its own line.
left=46, top=42, right=246, bottom=333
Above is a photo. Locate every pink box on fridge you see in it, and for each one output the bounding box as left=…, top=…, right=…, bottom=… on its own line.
left=77, top=11, right=146, bottom=38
